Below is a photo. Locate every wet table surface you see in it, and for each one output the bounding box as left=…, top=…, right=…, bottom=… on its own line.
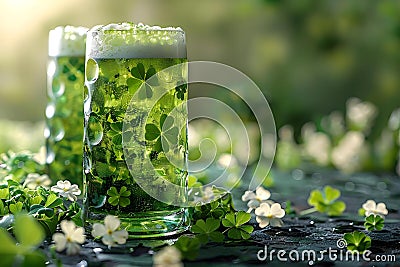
left=47, top=167, right=400, bottom=266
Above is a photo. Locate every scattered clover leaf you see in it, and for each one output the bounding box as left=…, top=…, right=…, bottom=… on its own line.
left=364, top=214, right=384, bottom=231
left=222, top=211, right=254, bottom=240
left=307, top=186, right=346, bottom=216
left=191, top=218, right=224, bottom=244
left=145, top=114, right=179, bottom=153
left=343, top=231, right=371, bottom=253
left=191, top=188, right=235, bottom=222
left=173, top=235, right=201, bottom=260
left=107, top=186, right=131, bottom=207
left=0, top=214, right=46, bottom=266
left=193, top=200, right=225, bottom=220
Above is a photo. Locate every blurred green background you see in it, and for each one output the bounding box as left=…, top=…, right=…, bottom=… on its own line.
left=0, top=0, right=400, bottom=152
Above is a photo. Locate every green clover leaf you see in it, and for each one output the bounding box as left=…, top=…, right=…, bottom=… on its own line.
left=222, top=211, right=253, bottom=240
left=107, top=186, right=131, bottom=207
left=175, top=83, right=187, bottom=100
left=145, top=114, right=179, bottom=153
left=307, top=186, right=346, bottom=216
left=191, top=218, right=224, bottom=243
left=0, top=214, right=46, bottom=266
left=173, top=235, right=201, bottom=260
left=193, top=200, right=225, bottom=220
left=343, top=231, right=371, bottom=253
left=130, top=63, right=159, bottom=99
left=364, top=214, right=384, bottom=231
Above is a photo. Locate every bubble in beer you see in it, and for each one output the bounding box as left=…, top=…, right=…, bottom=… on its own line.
left=86, top=58, right=99, bottom=83
left=88, top=116, right=103, bottom=146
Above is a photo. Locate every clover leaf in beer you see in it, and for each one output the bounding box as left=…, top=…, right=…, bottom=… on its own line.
left=145, top=114, right=179, bottom=154
left=175, top=83, right=187, bottom=100
left=129, top=63, right=158, bottom=99
left=106, top=122, right=123, bottom=146
left=107, top=186, right=131, bottom=208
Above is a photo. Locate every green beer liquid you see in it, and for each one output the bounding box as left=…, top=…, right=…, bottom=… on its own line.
left=45, top=56, right=84, bottom=187
left=84, top=58, right=188, bottom=236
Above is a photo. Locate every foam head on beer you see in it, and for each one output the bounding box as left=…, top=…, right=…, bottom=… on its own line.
left=49, top=26, right=88, bottom=57
left=86, top=22, right=186, bottom=59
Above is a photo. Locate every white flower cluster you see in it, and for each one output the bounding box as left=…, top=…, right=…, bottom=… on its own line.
left=51, top=180, right=81, bottom=201
left=241, top=187, right=285, bottom=228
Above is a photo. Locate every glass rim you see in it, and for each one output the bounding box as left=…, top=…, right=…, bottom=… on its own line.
left=89, top=23, right=185, bottom=34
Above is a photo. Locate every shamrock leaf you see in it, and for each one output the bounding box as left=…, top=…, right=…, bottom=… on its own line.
left=107, top=186, right=131, bottom=207
left=175, top=83, right=187, bottom=100
left=307, top=186, right=346, bottom=216
left=0, top=214, right=46, bottom=266
left=343, top=231, right=371, bottom=253
left=364, top=214, right=384, bottom=231
left=145, top=114, right=179, bottom=153
left=173, top=235, right=201, bottom=260
left=191, top=218, right=224, bottom=243
left=222, top=211, right=253, bottom=240
left=193, top=200, right=226, bottom=220
left=130, top=63, right=159, bottom=99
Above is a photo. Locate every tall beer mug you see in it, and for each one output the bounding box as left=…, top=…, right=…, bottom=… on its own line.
left=46, top=26, right=88, bottom=189
left=83, top=23, right=189, bottom=237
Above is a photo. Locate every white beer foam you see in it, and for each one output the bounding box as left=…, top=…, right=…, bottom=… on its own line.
left=86, top=22, right=186, bottom=59
left=49, top=26, right=88, bottom=57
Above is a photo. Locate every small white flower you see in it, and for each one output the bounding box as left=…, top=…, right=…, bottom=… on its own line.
left=51, top=180, right=81, bottom=201
left=362, top=200, right=388, bottom=218
left=242, top=187, right=271, bottom=211
left=52, top=220, right=85, bottom=255
left=193, top=186, right=215, bottom=203
left=331, top=131, right=365, bottom=173
left=92, top=215, right=128, bottom=247
left=33, top=146, right=46, bottom=165
left=255, top=202, right=285, bottom=228
left=346, top=97, right=377, bottom=132
left=302, top=123, right=331, bottom=166
left=23, top=173, right=52, bottom=189
left=153, top=246, right=183, bottom=267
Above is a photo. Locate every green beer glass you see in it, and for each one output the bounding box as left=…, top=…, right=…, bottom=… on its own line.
left=46, top=26, right=88, bottom=188
left=84, top=23, right=189, bottom=237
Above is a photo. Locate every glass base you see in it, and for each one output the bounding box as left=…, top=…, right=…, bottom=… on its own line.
left=85, top=208, right=189, bottom=238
